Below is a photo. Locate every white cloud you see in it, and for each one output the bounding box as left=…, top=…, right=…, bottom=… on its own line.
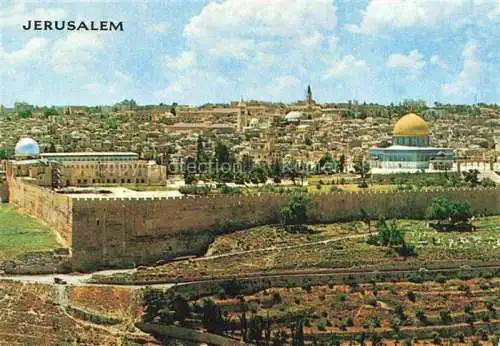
left=155, top=70, right=231, bottom=103
left=165, top=51, right=196, bottom=71
left=324, top=55, right=368, bottom=79
left=0, top=1, right=67, bottom=28
left=82, top=71, right=132, bottom=97
left=262, top=75, right=300, bottom=99
left=346, top=0, right=481, bottom=34
left=430, top=55, right=448, bottom=69
left=386, top=50, right=426, bottom=75
left=183, top=0, right=336, bottom=59
left=158, top=0, right=338, bottom=103
left=442, top=41, right=481, bottom=97
left=145, top=22, right=168, bottom=33
left=50, top=32, right=105, bottom=75
left=0, top=37, right=50, bottom=65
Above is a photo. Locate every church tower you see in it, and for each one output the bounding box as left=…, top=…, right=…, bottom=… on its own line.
left=306, top=85, right=313, bottom=112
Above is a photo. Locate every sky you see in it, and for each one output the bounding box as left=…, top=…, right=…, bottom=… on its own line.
left=0, top=0, right=499, bottom=107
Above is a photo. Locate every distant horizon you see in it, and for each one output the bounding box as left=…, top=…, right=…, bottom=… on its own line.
left=2, top=96, right=498, bottom=109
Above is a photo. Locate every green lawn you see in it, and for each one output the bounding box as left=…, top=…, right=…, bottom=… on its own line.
left=0, top=204, right=61, bottom=260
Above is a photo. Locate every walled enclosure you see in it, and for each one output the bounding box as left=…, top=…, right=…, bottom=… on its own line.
left=6, top=179, right=499, bottom=271
left=71, top=187, right=499, bottom=271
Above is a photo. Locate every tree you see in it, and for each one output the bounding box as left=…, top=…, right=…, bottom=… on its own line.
left=248, top=166, right=268, bottom=184
left=195, top=135, right=209, bottom=178
left=463, top=169, right=480, bottom=187
left=440, top=309, right=452, bottom=324
left=106, top=116, right=120, bottom=130
left=43, top=106, right=59, bottom=118
left=399, top=242, right=417, bottom=257
left=214, top=140, right=231, bottom=165
left=292, top=319, right=304, bottom=346
left=201, top=298, right=224, bottom=334
left=415, top=308, right=428, bottom=325
left=241, top=154, right=254, bottom=174
left=360, top=208, right=372, bottom=233
left=14, top=102, right=34, bottom=119
left=318, top=152, right=336, bottom=174
left=280, top=193, right=311, bottom=227
left=270, top=158, right=283, bottom=184
left=369, top=217, right=406, bottom=246
left=0, top=148, right=10, bottom=159
left=337, top=153, right=345, bottom=173
left=172, top=293, right=190, bottom=324
left=425, top=196, right=472, bottom=225
left=182, top=156, right=197, bottom=184
left=353, top=157, right=371, bottom=187
left=18, top=109, right=32, bottom=119
left=248, top=314, right=264, bottom=343
left=48, top=142, right=56, bottom=153
left=425, top=196, right=450, bottom=222
left=283, top=158, right=305, bottom=185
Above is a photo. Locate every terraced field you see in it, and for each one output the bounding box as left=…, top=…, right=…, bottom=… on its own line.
left=0, top=282, right=156, bottom=345
left=144, top=277, right=499, bottom=345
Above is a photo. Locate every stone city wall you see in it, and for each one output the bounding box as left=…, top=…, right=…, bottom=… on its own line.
left=71, top=187, right=499, bottom=271
left=8, top=178, right=73, bottom=245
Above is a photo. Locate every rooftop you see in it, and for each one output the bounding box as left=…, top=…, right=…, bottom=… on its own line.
left=41, top=152, right=138, bottom=157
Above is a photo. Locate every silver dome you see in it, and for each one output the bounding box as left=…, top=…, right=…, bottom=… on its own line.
left=15, top=137, right=40, bottom=158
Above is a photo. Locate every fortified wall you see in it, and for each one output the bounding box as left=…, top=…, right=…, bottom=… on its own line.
left=6, top=178, right=499, bottom=271
left=71, top=187, right=499, bottom=271
left=8, top=178, right=73, bottom=245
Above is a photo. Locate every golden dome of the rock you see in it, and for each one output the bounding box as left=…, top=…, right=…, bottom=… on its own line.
left=393, top=113, right=429, bottom=136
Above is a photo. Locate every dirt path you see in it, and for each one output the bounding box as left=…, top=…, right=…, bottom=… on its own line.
left=196, top=232, right=375, bottom=262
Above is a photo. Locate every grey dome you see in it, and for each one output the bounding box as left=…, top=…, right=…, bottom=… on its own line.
left=15, top=137, right=40, bottom=158
left=285, top=111, right=304, bottom=121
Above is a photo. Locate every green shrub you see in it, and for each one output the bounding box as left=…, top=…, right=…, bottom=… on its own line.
left=435, top=273, right=447, bottom=283
left=431, top=331, right=441, bottom=344
left=362, top=319, right=370, bottom=329
left=346, top=315, right=354, bottom=327
left=337, top=293, right=347, bottom=301
left=272, top=291, right=282, bottom=304
left=407, top=291, right=416, bottom=302
left=409, top=273, right=424, bottom=283
left=301, top=279, right=312, bottom=292
left=179, top=184, right=211, bottom=195
left=440, top=309, right=452, bottom=324
left=317, top=320, right=326, bottom=331
left=464, top=302, right=473, bottom=314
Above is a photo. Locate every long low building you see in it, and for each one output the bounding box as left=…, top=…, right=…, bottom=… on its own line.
left=7, top=138, right=166, bottom=187
left=40, top=152, right=139, bottom=162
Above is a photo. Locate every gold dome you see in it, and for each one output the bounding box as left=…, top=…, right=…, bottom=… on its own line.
left=393, top=113, right=429, bottom=136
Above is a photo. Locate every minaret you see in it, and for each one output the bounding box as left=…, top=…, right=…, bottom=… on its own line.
left=238, top=98, right=248, bottom=132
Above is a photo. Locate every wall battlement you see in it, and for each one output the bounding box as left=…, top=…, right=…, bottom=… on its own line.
left=69, top=186, right=499, bottom=201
